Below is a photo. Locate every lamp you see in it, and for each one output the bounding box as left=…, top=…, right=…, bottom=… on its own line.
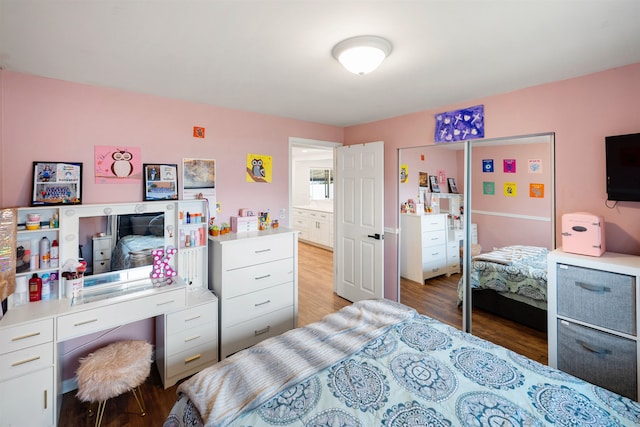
left=332, top=35, right=392, bottom=75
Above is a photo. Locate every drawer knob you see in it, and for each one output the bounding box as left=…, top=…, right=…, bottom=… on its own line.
left=255, top=300, right=271, bottom=307
left=254, top=326, right=271, bottom=336
left=11, top=331, right=41, bottom=341
left=575, top=282, right=610, bottom=293
left=577, top=339, right=611, bottom=356
left=12, top=355, right=41, bottom=367
left=184, top=354, right=202, bottom=364
left=74, top=318, right=98, bottom=327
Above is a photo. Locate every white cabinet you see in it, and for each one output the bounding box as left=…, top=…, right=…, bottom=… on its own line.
left=0, top=318, right=55, bottom=427
left=401, top=214, right=448, bottom=282
left=91, top=235, right=111, bottom=274
left=156, top=289, right=218, bottom=388
left=177, top=200, right=209, bottom=288
left=548, top=249, right=640, bottom=401
left=209, top=229, right=298, bottom=359
left=291, top=208, right=333, bottom=249
left=14, top=207, right=61, bottom=303
left=446, top=224, right=477, bottom=275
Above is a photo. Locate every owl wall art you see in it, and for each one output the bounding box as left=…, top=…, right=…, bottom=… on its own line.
left=94, top=145, right=142, bottom=184
left=246, top=154, right=272, bottom=183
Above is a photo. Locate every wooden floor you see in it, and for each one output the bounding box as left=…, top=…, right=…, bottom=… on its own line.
left=59, top=242, right=547, bottom=426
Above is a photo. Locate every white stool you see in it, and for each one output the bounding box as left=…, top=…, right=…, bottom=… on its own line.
left=76, top=340, right=152, bottom=427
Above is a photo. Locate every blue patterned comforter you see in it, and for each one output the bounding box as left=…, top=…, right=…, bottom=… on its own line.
left=457, top=245, right=549, bottom=304
left=164, top=300, right=640, bottom=427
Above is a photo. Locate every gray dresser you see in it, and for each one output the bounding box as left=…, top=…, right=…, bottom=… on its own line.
left=548, top=249, right=640, bottom=400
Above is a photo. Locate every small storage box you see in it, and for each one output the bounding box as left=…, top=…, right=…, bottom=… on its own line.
left=561, top=212, right=605, bottom=256
left=231, top=216, right=258, bottom=233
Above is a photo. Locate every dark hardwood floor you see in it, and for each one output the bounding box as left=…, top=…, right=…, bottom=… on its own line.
left=58, top=241, right=546, bottom=426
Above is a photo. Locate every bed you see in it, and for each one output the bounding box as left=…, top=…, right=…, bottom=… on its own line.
left=457, top=245, right=549, bottom=331
left=110, top=212, right=165, bottom=271
left=163, top=299, right=640, bottom=427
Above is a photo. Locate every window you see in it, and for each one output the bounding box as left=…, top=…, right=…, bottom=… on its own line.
left=309, top=168, right=333, bottom=200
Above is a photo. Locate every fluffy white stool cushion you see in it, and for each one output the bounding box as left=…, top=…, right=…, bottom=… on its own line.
left=76, top=340, right=152, bottom=403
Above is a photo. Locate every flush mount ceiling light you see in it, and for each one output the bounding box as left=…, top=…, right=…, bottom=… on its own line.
left=332, top=35, right=393, bottom=75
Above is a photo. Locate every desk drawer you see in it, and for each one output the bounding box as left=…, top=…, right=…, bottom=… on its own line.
left=222, top=306, right=294, bottom=358
left=93, top=247, right=112, bottom=261
left=0, top=342, right=53, bottom=380
left=557, top=264, right=636, bottom=335
left=166, top=302, right=216, bottom=335
left=0, top=318, right=53, bottom=355
left=166, top=340, right=218, bottom=378
left=222, top=234, right=294, bottom=270
left=166, top=322, right=217, bottom=354
left=58, top=288, right=186, bottom=340
left=224, top=282, right=294, bottom=327
left=223, top=258, right=294, bottom=299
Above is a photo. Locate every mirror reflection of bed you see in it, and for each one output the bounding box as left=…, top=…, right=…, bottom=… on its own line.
left=398, top=133, right=554, bottom=358
left=80, top=211, right=165, bottom=275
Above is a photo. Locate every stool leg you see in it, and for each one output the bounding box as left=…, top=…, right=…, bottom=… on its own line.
left=94, top=401, right=107, bottom=427
left=131, top=386, right=146, bottom=417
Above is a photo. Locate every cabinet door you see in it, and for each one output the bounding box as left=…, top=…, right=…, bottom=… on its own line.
left=0, top=367, right=54, bottom=426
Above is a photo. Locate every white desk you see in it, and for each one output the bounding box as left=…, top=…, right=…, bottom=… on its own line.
left=0, top=276, right=218, bottom=427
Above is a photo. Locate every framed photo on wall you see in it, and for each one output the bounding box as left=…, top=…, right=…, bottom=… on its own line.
left=429, top=175, right=440, bottom=193
left=31, top=161, right=82, bottom=206
left=448, top=178, right=459, bottom=194
left=143, top=163, right=178, bottom=201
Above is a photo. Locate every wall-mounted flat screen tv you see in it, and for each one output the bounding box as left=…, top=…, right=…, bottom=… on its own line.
left=606, top=132, right=640, bottom=202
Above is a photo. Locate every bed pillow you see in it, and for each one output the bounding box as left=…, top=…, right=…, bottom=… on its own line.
left=148, top=215, right=165, bottom=236
left=129, top=216, right=151, bottom=235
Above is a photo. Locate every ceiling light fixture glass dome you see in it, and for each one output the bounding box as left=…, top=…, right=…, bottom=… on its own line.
left=332, top=35, right=393, bottom=75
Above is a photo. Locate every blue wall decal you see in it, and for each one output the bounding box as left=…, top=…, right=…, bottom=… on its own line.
left=434, top=104, right=484, bottom=143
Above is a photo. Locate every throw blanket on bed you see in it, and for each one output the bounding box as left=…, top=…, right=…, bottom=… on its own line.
left=177, top=299, right=416, bottom=427
left=472, top=245, right=548, bottom=265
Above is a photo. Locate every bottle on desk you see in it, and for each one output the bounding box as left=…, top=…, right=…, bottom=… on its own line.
left=29, top=273, right=42, bottom=302
left=40, top=236, right=50, bottom=269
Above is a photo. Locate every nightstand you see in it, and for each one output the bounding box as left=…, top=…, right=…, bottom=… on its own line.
left=92, top=235, right=112, bottom=274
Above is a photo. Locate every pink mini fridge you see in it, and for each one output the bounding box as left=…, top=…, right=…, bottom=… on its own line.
left=561, top=212, right=606, bottom=256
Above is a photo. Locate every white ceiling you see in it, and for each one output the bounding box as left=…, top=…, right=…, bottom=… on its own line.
left=1, top=1, right=639, bottom=127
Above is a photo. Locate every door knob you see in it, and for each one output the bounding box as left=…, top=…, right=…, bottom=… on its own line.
left=367, top=233, right=383, bottom=240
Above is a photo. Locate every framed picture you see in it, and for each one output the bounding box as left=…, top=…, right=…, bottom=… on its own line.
left=31, top=161, right=82, bottom=206
left=448, top=178, right=459, bottom=194
left=143, top=163, right=178, bottom=201
left=429, top=175, right=440, bottom=193
left=419, top=172, right=429, bottom=188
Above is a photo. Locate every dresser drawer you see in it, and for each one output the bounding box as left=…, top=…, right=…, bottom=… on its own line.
left=0, top=318, right=54, bottom=355
left=93, top=247, right=112, bottom=261
left=222, top=234, right=294, bottom=270
left=167, top=302, right=216, bottom=335
left=222, top=306, right=295, bottom=358
left=422, top=245, right=447, bottom=263
left=93, top=259, right=111, bottom=273
left=557, top=264, right=636, bottom=335
left=166, top=340, right=218, bottom=378
left=222, top=258, right=294, bottom=299
left=0, top=342, right=53, bottom=380
left=422, top=230, right=446, bottom=247
left=422, top=215, right=445, bottom=231
left=557, top=319, right=637, bottom=399
left=58, top=288, right=186, bottom=340
left=224, top=282, right=294, bottom=327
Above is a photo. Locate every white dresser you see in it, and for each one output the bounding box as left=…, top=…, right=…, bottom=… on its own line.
left=401, top=214, right=448, bottom=282
left=548, top=249, right=640, bottom=401
left=92, top=235, right=112, bottom=274
left=209, top=229, right=298, bottom=359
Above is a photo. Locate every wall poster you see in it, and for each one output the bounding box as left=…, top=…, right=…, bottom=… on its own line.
left=246, top=154, right=272, bottom=183
left=182, top=158, right=216, bottom=214
left=94, top=145, right=142, bottom=184
left=434, top=104, right=484, bottom=143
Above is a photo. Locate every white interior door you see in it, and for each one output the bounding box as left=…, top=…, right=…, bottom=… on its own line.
left=335, top=142, right=384, bottom=302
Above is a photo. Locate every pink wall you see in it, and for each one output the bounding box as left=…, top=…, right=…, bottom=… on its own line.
left=0, top=70, right=344, bottom=383
left=345, top=63, right=640, bottom=300
left=0, top=71, right=343, bottom=224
